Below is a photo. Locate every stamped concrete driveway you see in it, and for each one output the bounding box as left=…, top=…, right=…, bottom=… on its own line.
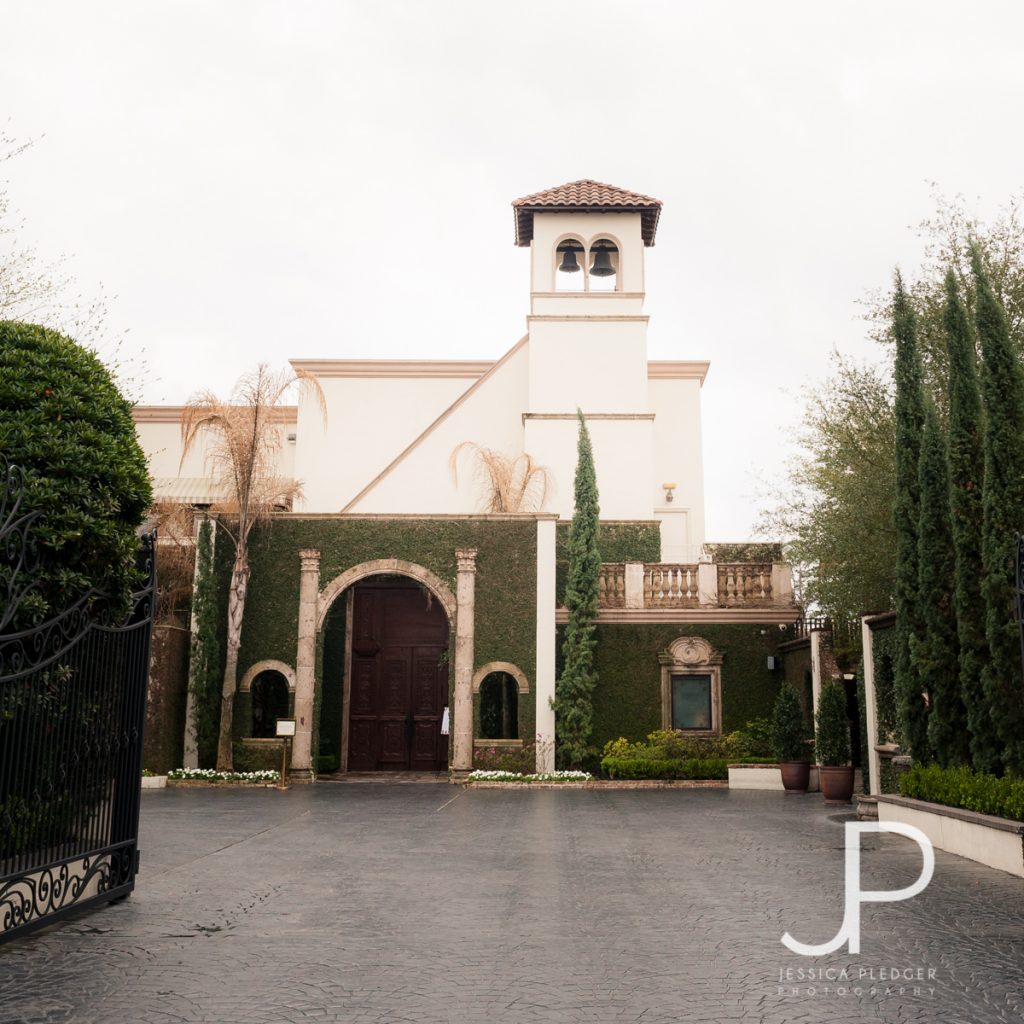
left=1, top=784, right=1022, bottom=1024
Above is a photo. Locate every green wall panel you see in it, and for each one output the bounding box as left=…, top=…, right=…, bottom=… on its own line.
left=590, top=623, right=784, bottom=750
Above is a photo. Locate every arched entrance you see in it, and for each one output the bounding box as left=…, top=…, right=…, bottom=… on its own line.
left=319, top=562, right=455, bottom=772
left=251, top=670, right=291, bottom=737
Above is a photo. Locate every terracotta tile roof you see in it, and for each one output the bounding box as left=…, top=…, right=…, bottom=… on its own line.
left=512, top=179, right=662, bottom=246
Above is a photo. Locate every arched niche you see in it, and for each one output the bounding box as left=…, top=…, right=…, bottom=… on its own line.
left=248, top=669, right=292, bottom=738
left=587, top=236, right=620, bottom=292
left=240, top=659, right=297, bottom=693
left=471, top=660, right=530, bottom=694
left=473, top=661, right=528, bottom=741
left=554, top=234, right=586, bottom=291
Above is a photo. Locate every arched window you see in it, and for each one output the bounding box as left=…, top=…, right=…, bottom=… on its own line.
left=479, top=672, right=519, bottom=740
left=588, top=238, right=619, bottom=291
left=555, top=238, right=585, bottom=291
left=251, top=670, right=290, bottom=738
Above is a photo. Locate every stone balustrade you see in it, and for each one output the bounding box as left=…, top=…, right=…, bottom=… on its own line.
left=594, top=561, right=794, bottom=610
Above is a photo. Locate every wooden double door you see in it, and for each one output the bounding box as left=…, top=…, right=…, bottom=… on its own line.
left=347, top=581, right=450, bottom=771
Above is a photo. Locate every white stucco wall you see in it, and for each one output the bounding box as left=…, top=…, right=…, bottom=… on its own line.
left=649, top=377, right=706, bottom=558
left=131, top=202, right=711, bottom=549
left=523, top=416, right=654, bottom=521
left=293, top=374, right=473, bottom=512
left=135, top=419, right=210, bottom=479
left=527, top=318, right=650, bottom=414
left=347, top=344, right=530, bottom=513
left=134, top=411, right=296, bottom=488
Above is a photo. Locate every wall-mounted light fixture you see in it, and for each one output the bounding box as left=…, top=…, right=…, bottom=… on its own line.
left=662, top=481, right=677, bottom=503
left=767, top=656, right=778, bottom=671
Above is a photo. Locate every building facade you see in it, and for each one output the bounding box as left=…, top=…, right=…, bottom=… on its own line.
left=134, top=180, right=798, bottom=779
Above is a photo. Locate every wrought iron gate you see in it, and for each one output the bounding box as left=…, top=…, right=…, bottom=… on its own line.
left=0, top=462, right=155, bottom=943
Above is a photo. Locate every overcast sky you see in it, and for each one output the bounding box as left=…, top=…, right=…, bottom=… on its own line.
left=4, top=1, right=1023, bottom=540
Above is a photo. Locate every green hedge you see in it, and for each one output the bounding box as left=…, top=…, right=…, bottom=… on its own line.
left=555, top=520, right=660, bottom=603
left=0, top=321, right=152, bottom=625
left=601, top=756, right=729, bottom=780
left=232, top=742, right=282, bottom=772
left=900, top=764, right=1024, bottom=822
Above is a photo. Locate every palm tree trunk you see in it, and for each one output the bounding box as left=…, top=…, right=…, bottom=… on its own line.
left=215, top=549, right=250, bottom=770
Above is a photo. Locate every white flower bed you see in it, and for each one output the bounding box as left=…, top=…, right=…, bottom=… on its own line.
left=466, top=769, right=592, bottom=783
left=167, top=768, right=280, bottom=783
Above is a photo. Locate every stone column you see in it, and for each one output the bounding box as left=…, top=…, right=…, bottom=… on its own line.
left=697, top=561, right=718, bottom=606
left=862, top=616, right=881, bottom=797
left=810, top=628, right=824, bottom=720
left=291, top=548, right=321, bottom=781
left=624, top=562, right=645, bottom=609
left=534, top=520, right=557, bottom=772
left=451, top=548, right=478, bottom=780
left=771, top=563, right=794, bottom=605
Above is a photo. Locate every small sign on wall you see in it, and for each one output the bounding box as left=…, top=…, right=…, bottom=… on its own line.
left=275, top=718, right=296, bottom=738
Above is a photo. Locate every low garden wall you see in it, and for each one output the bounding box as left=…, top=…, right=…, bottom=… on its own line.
left=727, top=764, right=820, bottom=792
left=877, top=795, right=1024, bottom=878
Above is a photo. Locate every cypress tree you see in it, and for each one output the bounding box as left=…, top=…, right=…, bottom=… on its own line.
left=944, top=269, right=1001, bottom=772
left=975, top=248, right=1024, bottom=775
left=892, top=272, right=931, bottom=762
left=554, top=410, right=601, bottom=770
left=916, top=400, right=969, bottom=765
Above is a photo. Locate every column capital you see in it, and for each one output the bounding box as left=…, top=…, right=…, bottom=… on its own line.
left=298, top=548, right=321, bottom=572
left=455, top=548, right=478, bottom=573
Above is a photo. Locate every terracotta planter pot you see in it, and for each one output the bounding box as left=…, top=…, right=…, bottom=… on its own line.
left=779, top=761, right=810, bottom=794
left=819, top=765, right=855, bottom=804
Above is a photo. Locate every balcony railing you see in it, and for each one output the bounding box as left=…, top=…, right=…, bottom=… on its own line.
left=644, top=564, right=700, bottom=608
left=595, top=561, right=793, bottom=610
left=717, top=562, right=772, bottom=606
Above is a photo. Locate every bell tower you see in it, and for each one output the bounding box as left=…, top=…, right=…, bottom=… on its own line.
left=512, top=180, right=663, bottom=522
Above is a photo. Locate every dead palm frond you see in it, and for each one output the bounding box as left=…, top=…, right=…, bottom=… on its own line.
left=149, top=501, right=198, bottom=625
left=449, top=442, right=551, bottom=513
left=180, top=363, right=326, bottom=770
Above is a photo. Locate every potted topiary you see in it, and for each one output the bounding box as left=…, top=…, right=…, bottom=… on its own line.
left=771, top=683, right=810, bottom=794
left=816, top=680, right=855, bottom=803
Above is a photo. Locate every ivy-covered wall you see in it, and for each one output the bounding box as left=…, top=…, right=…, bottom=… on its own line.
left=589, top=623, right=785, bottom=751
left=217, top=515, right=540, bottom=763
left=780, top=638, right=814, bottom=731
left=209, top=512, right=792, bottom=770
left=555, top=520, right=661, bottom=602
left=143, top=625, right=189, bottom=774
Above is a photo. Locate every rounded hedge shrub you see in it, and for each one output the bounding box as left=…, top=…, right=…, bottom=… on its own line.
left=0, top=321, right=152, bottom=626
left=815, top=680, right=852, bottom=767
left=771, top=683, right=808, bottom=762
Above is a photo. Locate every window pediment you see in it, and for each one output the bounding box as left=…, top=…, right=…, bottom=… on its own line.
left=659, top=636, right=723, bottom=668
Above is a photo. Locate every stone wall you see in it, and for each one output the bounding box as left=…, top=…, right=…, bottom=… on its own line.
left=144, top=625, right=189, bottom=774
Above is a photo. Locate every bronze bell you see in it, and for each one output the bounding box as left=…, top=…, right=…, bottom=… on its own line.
left=558, top=247, right=581, bottom=273
left=589, top=245, right=615, bottom=277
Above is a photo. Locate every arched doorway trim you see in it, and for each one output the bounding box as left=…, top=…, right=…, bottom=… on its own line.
left=240, top=659, right=297, bottom=693
left=471, top=661, right=530, bottom=694
left=317, top=558, right=457, bottom=630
